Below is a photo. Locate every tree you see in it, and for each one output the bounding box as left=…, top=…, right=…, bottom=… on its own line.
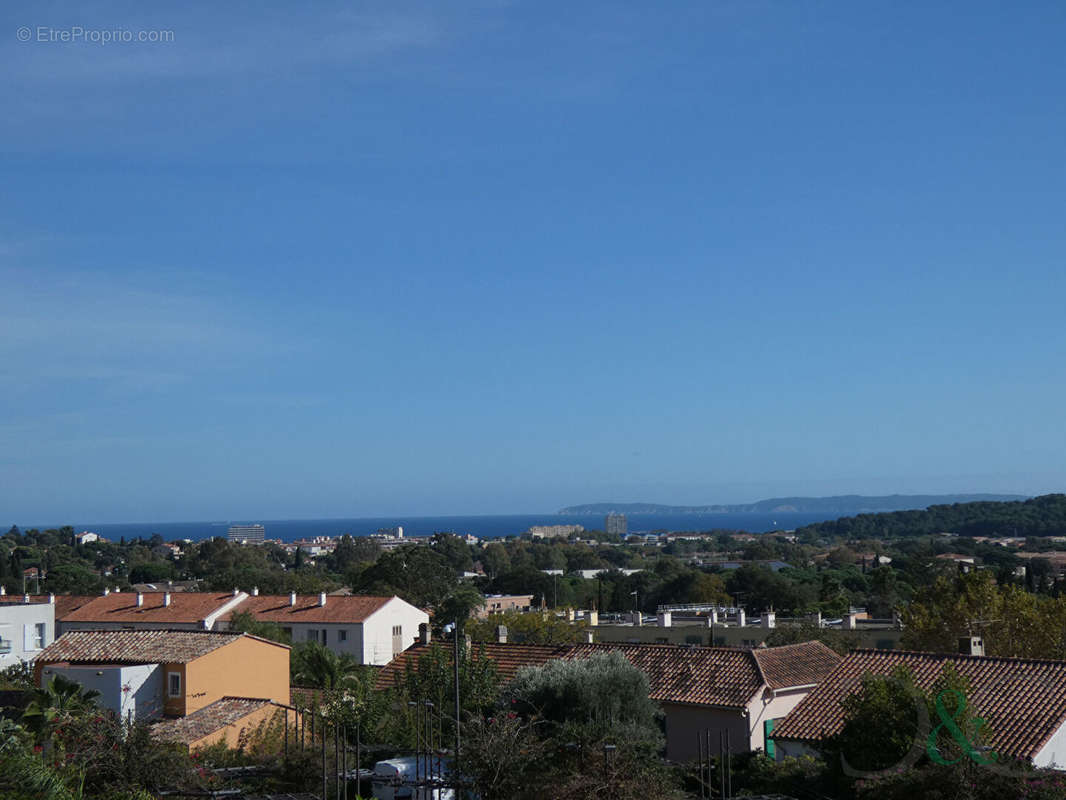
left=21, top=675, right=101, bottom=741
left=508, top=651, right=662, bottom=750
left=227, top=610, right=291, bottom=644
left=467, top=609, right=588, bottom=645
left=291, top=642, right=363, bottom=690
left=431, top=533, right=474, bottom=573
left=352, top=545, right=456, bottom=609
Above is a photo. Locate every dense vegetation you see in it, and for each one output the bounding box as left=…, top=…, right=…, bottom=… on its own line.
left=796, top=493, right=1066, bottom=540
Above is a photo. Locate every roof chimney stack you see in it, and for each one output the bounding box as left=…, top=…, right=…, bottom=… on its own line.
left=319, top=592, right=327, bottom=607
left=419, top=622, right=431, bottom=645
left=289, top=591, right=297, bottom=607
left=233, top=587, right=239, bottom=597
left=585, top=629, right=595, bottom=644
left=103, top=587, right=110, bottom=596
left=23, top=594, right=29, bottom=603
left=0, top=586, right=5, bottom=596
left=136, top=593, right=144, bottom=607
left=252, top=586, right=259, bottom=596
left=959, top=636, right=984, bottom=657
left=49, top=593, right=55, bottom=604
left=496, top=625, right=508, bottom=644
left=163, top=592, right=171, bottom=607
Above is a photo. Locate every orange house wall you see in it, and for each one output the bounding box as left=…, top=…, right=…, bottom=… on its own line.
left=183, top=637, right=290, bottom=714
left=187, top=705, right=296, bottom=751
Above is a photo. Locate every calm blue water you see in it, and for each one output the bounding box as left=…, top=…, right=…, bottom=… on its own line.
left=40, top=512, right=837, bottom=543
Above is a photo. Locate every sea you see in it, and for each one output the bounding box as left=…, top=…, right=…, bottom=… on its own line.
left=40, top=511, right=840, bottom=543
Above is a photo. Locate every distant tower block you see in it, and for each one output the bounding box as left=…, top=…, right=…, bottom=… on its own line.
left=227, top=524, right=266, bottom=544
left=606, top=513, right=628, bottom=537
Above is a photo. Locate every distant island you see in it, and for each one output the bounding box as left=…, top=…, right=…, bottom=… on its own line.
left=557, top=493, right=1029, bottom=515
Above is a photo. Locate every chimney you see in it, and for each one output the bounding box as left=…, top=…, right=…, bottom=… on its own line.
left=419, top=622, right=431, bottom=645
left=632, top=610, right=643, bottom=626
left=252, top=586, right=259, bottom=596
left=318, top=592, right=327, bottom=607
left=811, top=610, right=822, bottom=628
left=233, top=587, right=240, bottom=597
left=843, top=613, right=857, bottom=630
left=763, top=611, right=776, bottom=629
left=737, top=609, right=746, bottom=627
left=48, top=593, right=55, bottom=604
left=136, top=593, right=144, bottom=607
left=103, top=587, right=110, bottom=596
left=0, top=586, right=5, bottom=596
left=710, top=608, right=719, bottom=625
left=588, top=609, right=598, bottom=626
left=959, top=636, right=985, bottom=657
left=289, top=592, right=297, bottom=607
left=496, top=625, right=508, bottom=644
left=163, top=592, right=171, bottom=607
left=584, top=629, right=595, bottom=644
left=23, top=594, right=29, bottom=603
left=657, top=611, right=672, bottom=628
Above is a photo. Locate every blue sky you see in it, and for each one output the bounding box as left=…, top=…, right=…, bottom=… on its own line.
left=2, top=1, right=1065, bottom=522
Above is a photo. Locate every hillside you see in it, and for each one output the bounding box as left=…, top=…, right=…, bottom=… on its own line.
left=558, top=493, right=1027, bottom=515
left=793, top=493, right=1066, bottom=539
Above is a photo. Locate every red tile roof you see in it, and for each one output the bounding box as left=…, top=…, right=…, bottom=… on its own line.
left=0, top=594, right=95, bottom=618
left=61, top=592, right=241, bottom=625
left=220, top=594, right=394, bottom=624
left=772, top=649, right=1066, bottom=760
left=36, top=629, right=261, bottom=664
left=152, top=697, right=279, bottom=745
left=376, top=640, right=840, bottom=709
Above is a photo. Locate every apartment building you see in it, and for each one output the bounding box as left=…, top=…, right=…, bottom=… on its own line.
left=217, top=592, right=430, bottom=665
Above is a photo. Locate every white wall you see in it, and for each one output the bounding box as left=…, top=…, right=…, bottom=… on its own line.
left=746, top=686, right=813, bottom=753
left=285, top=622, right=364, bottom=659
left=42, top=663, right=163, bottom=721
left=361, top=597, right=430, bottom=666
left=0, top=601, right=55, bottom=664
left=1034, top=721, right=1066, bottom=769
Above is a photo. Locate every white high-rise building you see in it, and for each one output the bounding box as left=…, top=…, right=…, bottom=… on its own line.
left=227, top=524, right=265, bottom=544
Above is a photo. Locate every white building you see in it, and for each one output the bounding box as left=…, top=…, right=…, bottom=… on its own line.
left=227, top=524, right=266, bottom=544
left=0, top=596, right=55, bottom=665
left=218, top=593, right=430, bottom=665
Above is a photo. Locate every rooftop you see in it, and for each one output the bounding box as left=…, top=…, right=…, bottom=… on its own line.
left=152, top=697, right=277, bottom=744
left=220, top=594, right=394, bottom=624
left=61, top=592, right=242, bottom=624
left=377, top=640, right=840, bottom=709
left=772, top=648, right=1066, bottom=760
left=36, top=629, right=265, bottom=665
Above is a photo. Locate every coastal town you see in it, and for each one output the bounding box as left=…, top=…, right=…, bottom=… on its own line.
left=4, top=497, right=1066, bottom=798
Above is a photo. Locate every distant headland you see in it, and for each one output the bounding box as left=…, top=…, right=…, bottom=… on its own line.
left=557, top=493, right=1029, bottom=515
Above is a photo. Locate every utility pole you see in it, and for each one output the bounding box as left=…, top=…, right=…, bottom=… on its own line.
left=453, top=618, right=462, bottom=798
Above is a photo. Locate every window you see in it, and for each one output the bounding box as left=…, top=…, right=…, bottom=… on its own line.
left=338, top=629, right=347, bottom=642
left=764, top=719, right=776, bottom=758
left=167, top=672, right=181, bottom=698
left=307, top=629, right=319, bottom=642
left=392, top=625, right=402, bottom=637
left=34, top=623, right=45, bottom=650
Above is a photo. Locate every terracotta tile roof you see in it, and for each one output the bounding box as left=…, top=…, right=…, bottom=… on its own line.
left=61, top=592, right=241, bottom=624
left=152, top=697, right=276, bottom=745
left=376, top=642, right=571, bottom=690
left=0, top=594, right=95, bottom=618
left=220, top=594, right=394, bottom=624
left=752, top=642, right=843, bottom=689
left=376, top=641, right=840, bottom=709
left=772, top=649, right=1066, bottom=760
left=36, top=629, right=250, bottom=664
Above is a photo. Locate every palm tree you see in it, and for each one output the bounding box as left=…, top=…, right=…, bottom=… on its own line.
left=292, top=642, right=362, bottom=691
left=21, top=675, right=101, bottom=738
